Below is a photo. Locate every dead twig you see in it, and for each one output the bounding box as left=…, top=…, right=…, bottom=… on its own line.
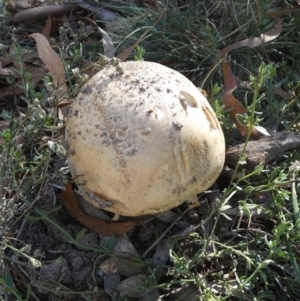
left=142, top=207, right=189, bottom=258
left=226, top=131, right=300, bottom=170
left=11, top=5, right=79, bottom=23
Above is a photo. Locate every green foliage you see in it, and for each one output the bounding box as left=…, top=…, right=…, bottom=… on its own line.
left=134, top=45, right=146, bottom=61
left=153, top=61, right=300, bottom=300
left=0, top=268, right=31, bottom=301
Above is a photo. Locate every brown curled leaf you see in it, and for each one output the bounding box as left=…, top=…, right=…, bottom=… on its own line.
left=219, top=19, right=282, bottom=58
left=61, top=183, right=136, bottom=236
left=42, top=16, right=52, bottom=39
left=222, top=60, right=247, bottom=135
left=29, top=33, right=67, bottom=93
left=30, top=30, right=71, bottom=119
left=222, top=60, right=261, bottom=139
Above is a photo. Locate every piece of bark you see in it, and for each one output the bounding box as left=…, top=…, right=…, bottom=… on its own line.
left=226, top=131, right=300, bottom=170
left=11, top=4, right=79, bottom=23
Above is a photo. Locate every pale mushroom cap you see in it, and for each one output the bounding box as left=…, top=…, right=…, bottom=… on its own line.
left=65, top=61, right=225, bottom=216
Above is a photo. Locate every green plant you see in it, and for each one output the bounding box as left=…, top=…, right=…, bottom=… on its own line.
left=0, top=268, right=31, bottom=301
left=134, top=44, right=146, bottom=61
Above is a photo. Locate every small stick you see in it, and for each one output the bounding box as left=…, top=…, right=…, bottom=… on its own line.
left=142, top=207, right=189, bottom=258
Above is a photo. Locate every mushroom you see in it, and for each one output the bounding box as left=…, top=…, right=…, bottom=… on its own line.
left=65, top=61, right=225, bottom=217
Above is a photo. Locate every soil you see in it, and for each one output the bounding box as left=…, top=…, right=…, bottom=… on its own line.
left=6, top=179, right=212, bottom=301
left=9, top=190, right=104, bottom=300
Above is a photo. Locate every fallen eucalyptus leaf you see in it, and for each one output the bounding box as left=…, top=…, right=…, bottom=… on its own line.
left=61, top=183, right=136, bottom=236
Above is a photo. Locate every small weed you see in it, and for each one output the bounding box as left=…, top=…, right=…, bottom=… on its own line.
left=134, top=45, right=146, bottom=61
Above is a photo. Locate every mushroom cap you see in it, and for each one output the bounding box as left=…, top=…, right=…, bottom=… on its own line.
left=65, top=61, right=225, bottom=217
